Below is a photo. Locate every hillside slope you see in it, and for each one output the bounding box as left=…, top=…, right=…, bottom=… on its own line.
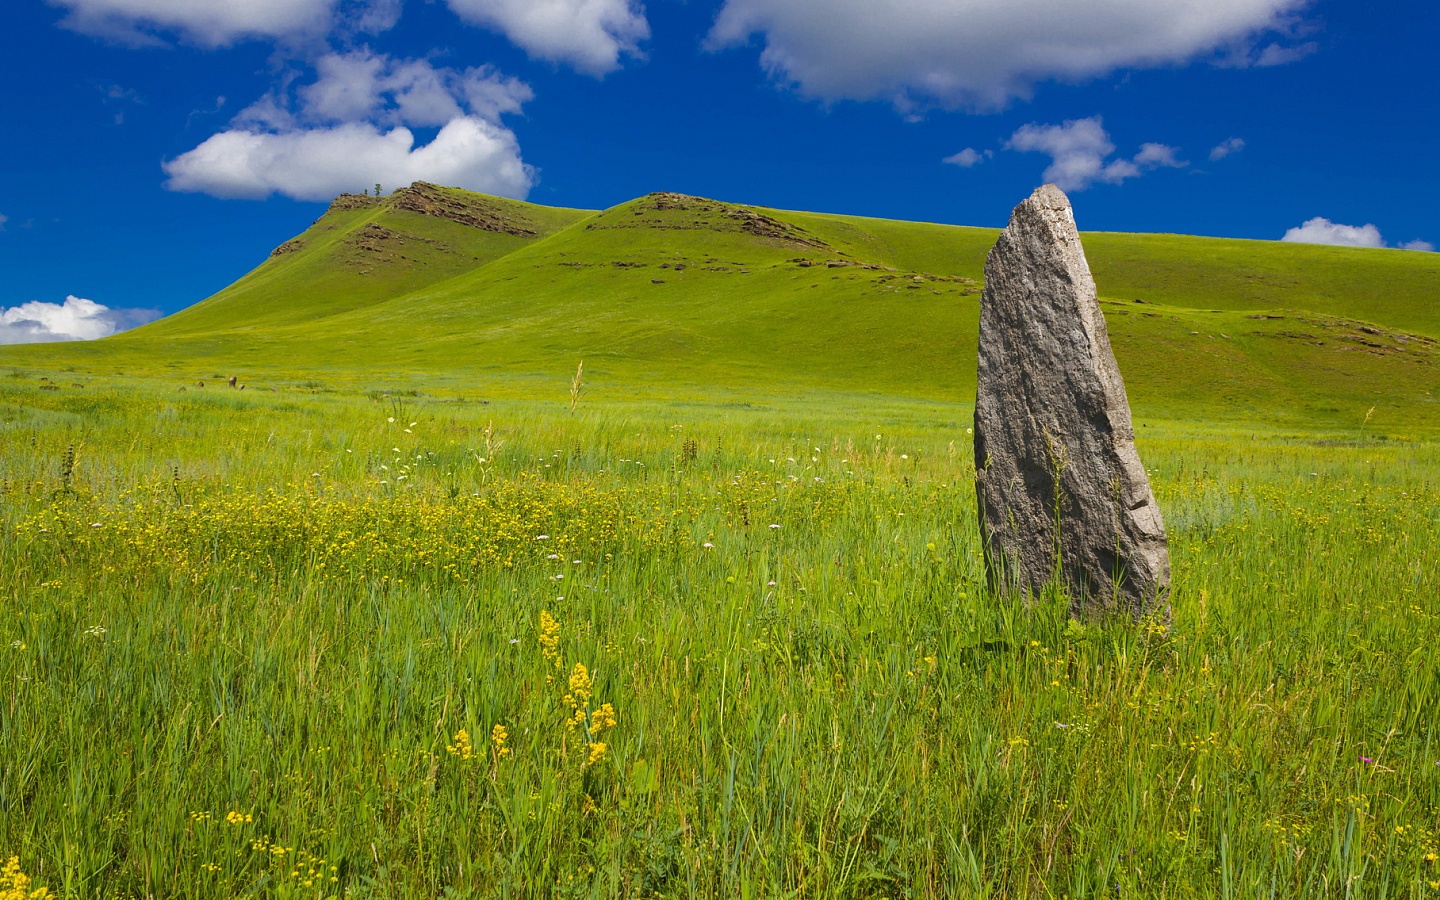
left=4, top=186, right=1437, bottom=427
left=141, top=182, right=591, bottom=335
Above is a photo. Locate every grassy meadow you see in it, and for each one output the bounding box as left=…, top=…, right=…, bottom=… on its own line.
left=2, top=184, right=1439, bottom=897
left=2, top=370, right=1438, bottom=899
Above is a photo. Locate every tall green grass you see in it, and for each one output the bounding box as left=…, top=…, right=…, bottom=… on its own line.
left=1, top=376, right=1438, bottom=898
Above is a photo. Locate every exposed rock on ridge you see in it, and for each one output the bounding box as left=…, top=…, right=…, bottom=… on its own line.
left=390, top=182, right=537, bottom=236
left=323, top=183, right=537, bottom=236
left=974, top=184, right=1170, bottom=620
left=586, top=192, right=831, bottom=251
left=328, top=193, right=377, bottom=212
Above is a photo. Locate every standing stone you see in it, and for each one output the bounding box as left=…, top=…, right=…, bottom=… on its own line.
left=974, top=185, right=1170, bottom=620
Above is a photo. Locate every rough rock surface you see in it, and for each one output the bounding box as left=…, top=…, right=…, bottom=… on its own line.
left=391, top=182, right=537, bottom=236
left=328, top=193, right=378, bottom=212
left=323, top=183, right=538, bottom=235
left=585, top=192, right=831, bottom=250
left=974, top=185, right=1170, bottom=620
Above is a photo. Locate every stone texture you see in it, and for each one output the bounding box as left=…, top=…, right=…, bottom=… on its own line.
left=974, top=185, right=1170, bottom=620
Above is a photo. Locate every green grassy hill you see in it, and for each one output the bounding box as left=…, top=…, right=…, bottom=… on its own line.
left=143, top=182, right=591, bottom=333
left=5, top=183, right=1437, bottom=428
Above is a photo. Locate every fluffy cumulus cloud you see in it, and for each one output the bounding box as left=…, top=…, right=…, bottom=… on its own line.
left=0, top=296, right=160, bottom=345
left=1007, top=119, right=1137, bottom=190
left=1281, top=218, right=1433, bottom=251
left=1281, top=218, right=1383, bottom=248
left=242, top=50, right=533, bottom=129
left=48, top=0, right=359, bottom=45
left=1133, top=142, right=1188, bottom=170
left=942, top=148, right=988, bottom=168
left=164, top=52, right=535, bottom=201
left=707, top=0, right=1310, bottom=110
left=1004, top=117, right=1184, bottom=191
left=445, top=0, right=649, bottom=75
left=1209, top=137, right=1246, bottom=161
left=165, top=118, right=532, bottom=201
left=47, top=0, right=647, bottom=68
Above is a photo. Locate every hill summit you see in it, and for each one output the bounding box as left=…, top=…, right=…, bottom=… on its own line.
left=4, top=182, right=1438, bottom=426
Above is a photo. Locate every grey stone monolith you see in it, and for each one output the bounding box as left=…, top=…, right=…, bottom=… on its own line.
left=974, top=185, right=1170, bottom=620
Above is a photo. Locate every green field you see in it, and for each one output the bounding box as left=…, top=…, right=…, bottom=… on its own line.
left=7, top=183, right=1437, bottom=428
left=2, top=184, right=1438, bottom=898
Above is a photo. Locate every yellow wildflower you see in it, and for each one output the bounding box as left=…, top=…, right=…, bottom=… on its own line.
left=589, top=703, right=616, bottom=737
left=224, top=811, right=253, bottom=825
left=1, top=857, right=51, bottom=900
left=568, top=663, right=592, bottom=707
left=538, top=611, right=561, bottom=669
left=446, top=729, right=475, bottom=761
left=491, top=724, right=511, bottom=759
left=584, top=742, right=608, bottom=767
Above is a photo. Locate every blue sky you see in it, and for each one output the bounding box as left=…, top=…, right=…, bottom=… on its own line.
left=1, top=0, right=1436, bottom=340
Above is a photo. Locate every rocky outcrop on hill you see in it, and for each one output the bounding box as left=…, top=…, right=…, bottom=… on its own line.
left=1246, top=313, right=1438, bottom=359
left=723, top=206, right=830, bottom=250
left=390, top=182, right=537, bottom=236
left=339, top=223, right=457, bottom=271
left=322, top=183, right=538, bottom=236
left=587, top=192, right=831, bottom=251
left=346, top=223, right=407, bottom=255
left=648, top=192, right=712, bottom=212
left=328, top=193, right=378, bottom=212
left=974, top=185, right=1171, bottom=621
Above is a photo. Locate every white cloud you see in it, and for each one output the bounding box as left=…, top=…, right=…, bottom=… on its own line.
left=165, top=53, right=535, bottom=201
left=249, top=50, right=533, bottom=129
left=1209, top=137, right=1246, bottom=161
left=341, top=0, right=403, bottom=35
left=0, top=214, right=7, bottom=231
left=51, top=0, right=341, bottom=45
left=1005, top=117, right=1189, bottom=191
left=445, top=0, right=649, bottom=75
left=0, top=296, right=160, bottom=345
left=707, top=0, right=1310, bottom=110
left=52, top=0, right=638, bottom=68
left=943, top=148, right=988, bottom=168
left=1007, top=119, right=1137, bottom=191
left=164, top=117, right=533, bottom=201
left=1134, top=142, right=1188, bottom=170
left=1282, top=219, right=1436, bottom=252
left=290, top=51, right=389, bottom=124
left=1282, top=217, right=1384, bottom=248
left=1250, top=40, right=1317, bottom=66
